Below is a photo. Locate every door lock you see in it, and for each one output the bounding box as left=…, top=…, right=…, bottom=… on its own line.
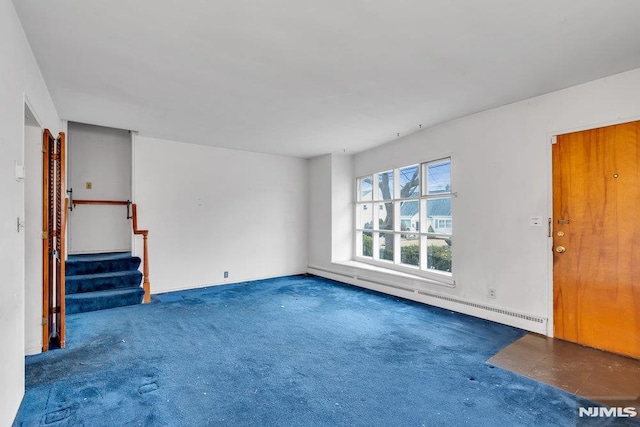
left=555, top=246, right=566, bottom=253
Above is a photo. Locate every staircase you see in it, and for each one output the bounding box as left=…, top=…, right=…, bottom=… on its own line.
left=65, top=252, right=146, bottom=314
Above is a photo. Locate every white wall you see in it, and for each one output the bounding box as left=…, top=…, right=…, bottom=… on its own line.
left=24, top=124, right=43, bottom=356
left=0, top=0, right=60, bottom=423
left=308, top=67, right=640, bottom=334
left=133, top=136, right=309, bottom=294
left=309, top=155, right=332, bottom=267
left=309, top=153, right=353, bottom=265
left=330, top=154, right=354, bottom=262
left=68, top=123, right=132, bottom=253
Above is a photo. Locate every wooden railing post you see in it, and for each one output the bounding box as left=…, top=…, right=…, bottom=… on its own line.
left=131, top=203, right=151, bottom=303
left=142, top=232, right=150, bottom=303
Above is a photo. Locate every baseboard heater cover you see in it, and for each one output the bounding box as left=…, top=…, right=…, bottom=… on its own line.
left=309, top=266, right=414, bottom=292
left=415, top=290, right=545, bottom=324
left=307, top=265, right=547, bottom=326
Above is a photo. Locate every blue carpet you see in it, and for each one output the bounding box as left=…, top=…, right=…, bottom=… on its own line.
left=66, top=253, right=141, bottom=276
left=66, top=270, right=143, bottom=294
left=14, top=275, right=636, bottom=426
left=67, top=252, right=134, bottom=261
left=65, top=252, right=143, bottom=314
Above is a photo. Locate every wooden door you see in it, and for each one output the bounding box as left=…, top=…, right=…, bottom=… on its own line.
left=42, top=129, right=67, bottom=351
left=553, top=121, right=640, bottom=359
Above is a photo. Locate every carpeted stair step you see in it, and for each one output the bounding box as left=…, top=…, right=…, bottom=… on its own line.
left=66, top=270, right=143, bottom=295
left=66, top=287, right=145, bottom=314
left=66, top=252, right=141, bottom=276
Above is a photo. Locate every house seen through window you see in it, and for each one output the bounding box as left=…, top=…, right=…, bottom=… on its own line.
left=355, top=158, right=452, bottom=277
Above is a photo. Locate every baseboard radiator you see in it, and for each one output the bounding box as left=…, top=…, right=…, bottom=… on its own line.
left=415, top=290, right=545, bottom=325
left=307, top=265, right=547, bottom=333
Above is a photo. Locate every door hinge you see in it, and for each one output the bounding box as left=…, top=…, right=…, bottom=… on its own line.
left=42, top=317, right=48, bottom=325
left=42, top=231, right=48, bottom=239
left=548, top=218, right=552, bottom=238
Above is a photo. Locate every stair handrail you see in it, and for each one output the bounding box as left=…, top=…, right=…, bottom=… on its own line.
left=131, top=203, right=151, bottom=303
left=72, top=199, right=130, bottom=206
left=71, top=199, right=151, bottom=303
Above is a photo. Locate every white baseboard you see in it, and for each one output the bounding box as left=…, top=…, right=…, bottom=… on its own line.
left=307, top=265, right=548, bottom=335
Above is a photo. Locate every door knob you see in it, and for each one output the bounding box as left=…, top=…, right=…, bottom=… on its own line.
left=555, top=246, right=566, bottom=253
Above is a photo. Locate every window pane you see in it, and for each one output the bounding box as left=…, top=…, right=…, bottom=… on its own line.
left=426, top=237, right=452, bottom=272
left=426, top=159, right=451, bottom=195
left=377, top=202, right=393, bottom=230
left=359, top=176, right=373, bottom=201
left=357, top=203, right=373, bottom=229
left=377, top=171, right=393, bottom=200
left=425, top=198, right=451, bottom=234
left=399, top=165, right=419, bottom=198
left=400, top=200, right=419, bottom=232
left=362, top=231, right=373, bottom=257
left=379, top=233, right=394, bottom=261
left=401, top=234, right=419, bottom=266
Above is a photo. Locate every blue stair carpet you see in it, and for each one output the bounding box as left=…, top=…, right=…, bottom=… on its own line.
left=15, top=276, right=636, bottom=426
left=65, top=252, right=144, bottom=314
left=66, top=252, right=141, bottom=275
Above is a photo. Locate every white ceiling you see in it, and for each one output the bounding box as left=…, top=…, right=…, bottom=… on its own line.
left=13, top=0, right=640, bottom=158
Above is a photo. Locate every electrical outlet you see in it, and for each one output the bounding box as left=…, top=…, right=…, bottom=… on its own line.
left=488, top=288, right=496, bottom=299
left=224, top=271, right=229, bottom=279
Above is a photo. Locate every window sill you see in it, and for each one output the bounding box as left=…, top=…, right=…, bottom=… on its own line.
left=332, top=260, right=455, bottom=288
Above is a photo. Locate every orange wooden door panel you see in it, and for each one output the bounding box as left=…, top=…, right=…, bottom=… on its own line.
left=42, top=130, right=66, bottom=351
left=553, top=121, right=640, bottom=359
left=42, top=130, right=52, bottom=352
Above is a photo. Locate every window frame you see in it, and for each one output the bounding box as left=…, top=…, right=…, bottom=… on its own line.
left=354, top=157, right=454, bottom=285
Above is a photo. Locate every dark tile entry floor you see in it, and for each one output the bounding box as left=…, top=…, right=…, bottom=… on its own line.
left=488, top=333, right=640, bottom=416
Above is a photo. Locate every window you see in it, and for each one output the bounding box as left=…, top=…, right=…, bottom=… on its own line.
left=355, top=158, right=452, bottom=278
left=435, top=219, right=452, bottom=231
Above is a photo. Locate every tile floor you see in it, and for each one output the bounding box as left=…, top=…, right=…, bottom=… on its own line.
left=488, top=333, right=640, bottom=416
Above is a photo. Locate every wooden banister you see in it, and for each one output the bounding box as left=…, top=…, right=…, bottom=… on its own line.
left=131, top=204, right=150, bottom=303
left=72, top=199, right=151, bottom=303
left=73, top=199, right=130, bottom=206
